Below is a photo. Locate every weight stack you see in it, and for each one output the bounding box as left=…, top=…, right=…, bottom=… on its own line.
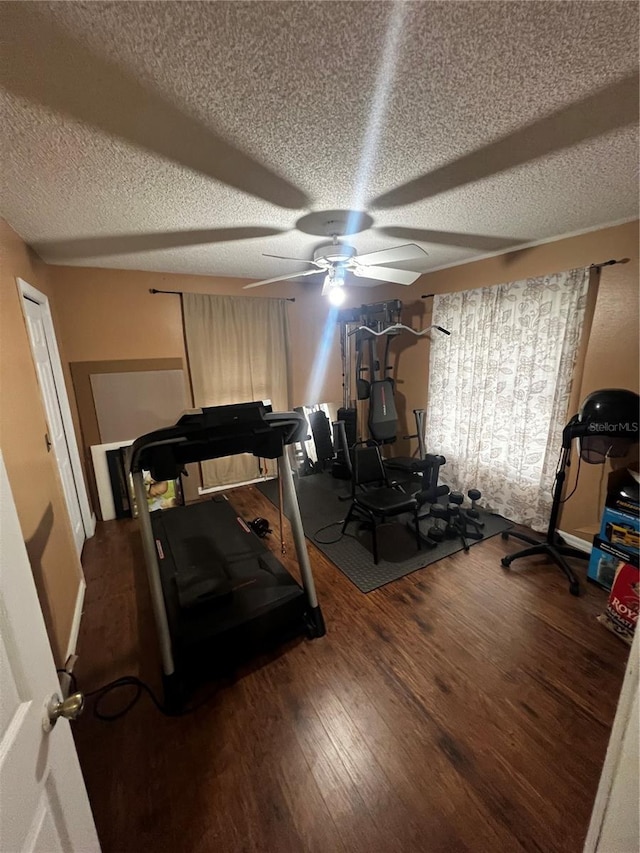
left=309, top=410, right=334, bottom=470
left=337, top=407, right=357, bottom=447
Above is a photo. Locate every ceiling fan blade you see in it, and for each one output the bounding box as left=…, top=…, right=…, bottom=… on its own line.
left=370, top=71, right=639, bottom=209
left=0, top=5, right=309, bottom=210
left=34, top=228, right=287, bottom=261
left=352, top=265, right=421, bottom=286
left=262, top=253, right=323, bottom=266
left=377, top=227, right=523, bottom=252
left=355, top=244, right=428, bottom=267
left=243, top=268, right=322, bottom=290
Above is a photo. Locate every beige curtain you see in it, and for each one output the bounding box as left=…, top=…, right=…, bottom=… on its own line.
left=182, top=293, right=291, bottom=488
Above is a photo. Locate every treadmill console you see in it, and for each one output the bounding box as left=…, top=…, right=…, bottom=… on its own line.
left=130, top=402, right=305, bottom=480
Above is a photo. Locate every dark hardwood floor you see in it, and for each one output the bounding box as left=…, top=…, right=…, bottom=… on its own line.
left=73, top=485, right=629, bottom=853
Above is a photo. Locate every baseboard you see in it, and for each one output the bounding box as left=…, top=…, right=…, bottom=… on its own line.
left=65, top=578, right=86, bottom=660
left=558, top=530, right=593, bottom=554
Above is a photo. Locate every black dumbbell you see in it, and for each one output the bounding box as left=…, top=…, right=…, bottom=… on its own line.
left=249, top=517, right=272, bottom=538
left=428, top=504, right=447, bottom=542
left=416, top=483, right=450, bottom=509
left=467, top=489, right=481, bottom=519
left=449, top=491, right=464, bottom=507
left=446, top=503, right=461, bottom=533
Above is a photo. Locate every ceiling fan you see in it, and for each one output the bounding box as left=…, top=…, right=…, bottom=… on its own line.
left=243, top=237, right=428, bottom=304
left=3, top=6, right=636, bottom=272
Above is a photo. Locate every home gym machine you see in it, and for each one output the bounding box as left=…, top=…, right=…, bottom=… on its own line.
left=331, top=301, right=452, bottom=508
left=130, top=402, right=326, bottom=706
left=336, top=299, right=450, bottom=448
left=385, top=408, right=448, bottom=495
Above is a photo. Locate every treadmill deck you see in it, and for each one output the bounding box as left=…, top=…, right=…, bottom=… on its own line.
left=150, top=499, right=306, bottom=657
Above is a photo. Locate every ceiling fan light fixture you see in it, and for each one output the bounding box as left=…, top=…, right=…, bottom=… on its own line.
left=328, top=285, right=346, bottom=306
left=324, top=267, right=346, bottom=304
left=323, top=267, right=345, bottom=288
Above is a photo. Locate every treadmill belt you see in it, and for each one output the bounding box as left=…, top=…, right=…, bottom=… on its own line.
left=150, top=498, right=304, bottom=648
left=170, top=533, right=232, bottom=609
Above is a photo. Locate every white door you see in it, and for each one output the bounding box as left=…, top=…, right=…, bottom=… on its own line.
left=22, top=296, right=85, bottom=555
left=0, top=451, right=100, bottom=852
left=584, top=627, right=639, bottom=852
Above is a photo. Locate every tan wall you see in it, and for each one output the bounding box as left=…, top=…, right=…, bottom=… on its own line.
left=0, top=219, right=83, bottom=664
left=46, top=265, right=345, bottom=408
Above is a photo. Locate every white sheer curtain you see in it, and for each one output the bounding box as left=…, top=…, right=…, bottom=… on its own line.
left=425, top=268, right=589, bottom=530
left=182, top=293, right=291, bottom=488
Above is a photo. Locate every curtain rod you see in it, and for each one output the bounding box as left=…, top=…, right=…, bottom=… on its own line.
left=589, top=257, right=629, bottom=270
left=420, top=258, right=629, bottom=299
left=149, top=288, right=295, bottom=302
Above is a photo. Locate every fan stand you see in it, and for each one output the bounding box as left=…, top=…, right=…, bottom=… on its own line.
left=501, top=418, right=589, bottom=596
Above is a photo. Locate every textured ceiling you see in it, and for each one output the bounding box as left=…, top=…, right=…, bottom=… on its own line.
left=1, top=1, right=638, bottom=287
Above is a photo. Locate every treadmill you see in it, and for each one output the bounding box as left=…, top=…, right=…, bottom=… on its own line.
left=129, top=402, right=326, bottom=706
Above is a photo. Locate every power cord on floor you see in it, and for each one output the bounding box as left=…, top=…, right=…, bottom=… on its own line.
left=312, top=520, right=347, bottom=545
left=57, top=669, right=216, bottom=722
left=86, top=676, right=169, bottom=721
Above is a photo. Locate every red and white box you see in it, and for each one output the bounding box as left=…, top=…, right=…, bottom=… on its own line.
left=598, top=554, right=639, bottom=645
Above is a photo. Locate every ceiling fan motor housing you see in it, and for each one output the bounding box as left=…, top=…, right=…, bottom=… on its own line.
left=314, top=242, right=358, bottom=265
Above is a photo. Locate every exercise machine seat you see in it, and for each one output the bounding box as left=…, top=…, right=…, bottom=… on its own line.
left=342, top=444, right=421, bottom=564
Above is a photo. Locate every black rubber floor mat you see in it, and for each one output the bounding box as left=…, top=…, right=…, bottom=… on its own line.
left=257, top=472, right=513, bottom=593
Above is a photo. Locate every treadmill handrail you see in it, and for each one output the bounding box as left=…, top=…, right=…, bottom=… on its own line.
left=263, top=412, right=307, bottom=445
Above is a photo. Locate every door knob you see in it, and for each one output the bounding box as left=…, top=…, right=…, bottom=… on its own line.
left=44, top=692, right=85, bottom=730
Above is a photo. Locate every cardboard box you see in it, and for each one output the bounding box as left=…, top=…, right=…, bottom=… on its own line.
left=598, top=557, right=640, bottom=645
left=587, top=536, right=639, bottom=591
left=599, top=506, right=640, bottom=554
